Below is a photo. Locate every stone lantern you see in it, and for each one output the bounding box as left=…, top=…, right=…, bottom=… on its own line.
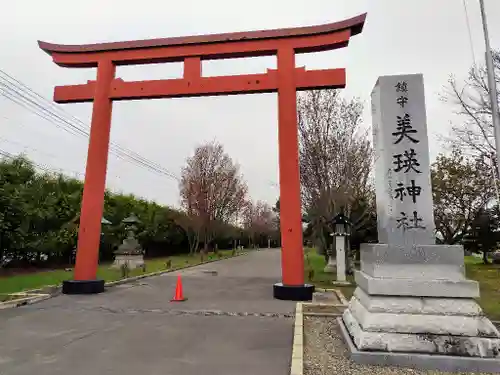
left=111, top=214, right=145, bottom=269
left=70, top=216, right=112, bottom=265
left=101, top=216, right=112, bottom=225
left=324, top=213, right=351, bottom=283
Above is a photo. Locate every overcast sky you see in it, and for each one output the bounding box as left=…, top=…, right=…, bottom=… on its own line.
left=1, top=0, right=499, bottom=209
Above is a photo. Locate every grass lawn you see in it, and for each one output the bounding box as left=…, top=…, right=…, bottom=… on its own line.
left=304, top=249, right=500, bottom=321
left=304, top=248, right=356, bottom=300
left=0, top=249, right=238, bottom=296
left=464, top=255, right=500, bottom=321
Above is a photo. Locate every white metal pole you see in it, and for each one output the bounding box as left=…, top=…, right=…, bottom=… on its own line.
left=490, top=152, right=500, bottom=203
left=479, top=0, right=500, bottom=176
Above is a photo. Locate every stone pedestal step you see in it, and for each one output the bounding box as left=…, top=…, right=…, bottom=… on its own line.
left=343, top=308, right=500, bottom=358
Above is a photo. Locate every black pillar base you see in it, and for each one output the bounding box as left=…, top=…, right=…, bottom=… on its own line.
left=273, top=282, right=315, bottom=301
left=62, top=279, right=105, bottom=295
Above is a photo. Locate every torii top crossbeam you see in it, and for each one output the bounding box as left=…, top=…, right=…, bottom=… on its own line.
left=38, top=14, right=366, bottom=103
left=38, top=13, right=366, bottom=298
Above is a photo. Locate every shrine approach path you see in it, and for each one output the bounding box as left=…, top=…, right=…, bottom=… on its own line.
left=0, top=248, right=295, bottom=375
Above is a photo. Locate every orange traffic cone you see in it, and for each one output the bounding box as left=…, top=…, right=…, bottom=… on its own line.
left=171, top=274, right=187, bottom=302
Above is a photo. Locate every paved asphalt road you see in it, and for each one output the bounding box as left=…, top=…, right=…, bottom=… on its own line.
left=0, top=249, right=296, bottom=375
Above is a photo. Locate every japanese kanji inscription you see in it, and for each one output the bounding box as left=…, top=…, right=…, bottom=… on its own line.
left=371, top=74, right=435, bottom=246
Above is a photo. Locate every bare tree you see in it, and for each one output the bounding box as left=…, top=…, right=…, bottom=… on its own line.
left=173, top=211, right=202, bottom=255
left=443, top=50, right=500, bottom=159
left=179, top=141, right=248, bottom=252
left=298, top=90, right=373, bottom=254
left=242, top=200, right=277, bottom=248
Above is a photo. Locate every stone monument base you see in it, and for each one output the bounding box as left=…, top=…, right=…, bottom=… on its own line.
left=340, top=243, right=500, bottom=372
left=111, top=254, right=144, bottom=270
left=342, top=289, right=500, bottom=357
left=338, top=318, right=500, bottom=373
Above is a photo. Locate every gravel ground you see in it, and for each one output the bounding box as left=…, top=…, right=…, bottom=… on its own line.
left=304, top=316, right=494, bottom=375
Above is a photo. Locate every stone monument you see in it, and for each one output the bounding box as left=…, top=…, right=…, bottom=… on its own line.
left=111, top=214, right=145, bottom=270
left=339, top=74, right=500, bottom=373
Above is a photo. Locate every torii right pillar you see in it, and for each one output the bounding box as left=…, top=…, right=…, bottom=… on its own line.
left=272, top=47, right=313, bottom=301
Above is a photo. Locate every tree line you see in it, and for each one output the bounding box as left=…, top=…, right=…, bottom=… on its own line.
left=2, top=50, right=499, bottom=269
left=178, top=141, right=279, bottom=254
left=0, top=152, right=278, bottom=269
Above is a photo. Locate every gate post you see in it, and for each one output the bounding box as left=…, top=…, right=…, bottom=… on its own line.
left=273, top=48, right=314, bottom=301
left=62, top=60, right=115, bottom=294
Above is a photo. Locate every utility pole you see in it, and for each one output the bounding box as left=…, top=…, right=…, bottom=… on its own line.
left=479, top=0, right=500, bottom=178
left=489, top=152, right=500, bottom=203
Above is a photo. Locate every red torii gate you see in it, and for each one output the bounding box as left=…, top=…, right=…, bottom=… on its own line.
left=39, top=13, right=366, bottom=300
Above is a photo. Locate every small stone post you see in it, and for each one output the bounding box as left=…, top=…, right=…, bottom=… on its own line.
left=335, top=236, right=346, bottom=282
left=323, top=246, right=336, bottom=273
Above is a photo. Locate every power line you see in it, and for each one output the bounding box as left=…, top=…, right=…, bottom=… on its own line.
left=0, top=136, right=96, bottom=179
left=463, top=0, right=477, bottom=66
left=0, top=84, right=89, bottom=139
left=0, top=69, right=180, bottom=181
left=0, top=147, right=131, bottom=193
left=0, top=147, right=68, bottom=175
left=0, top=135, right=64, bottom=160
left=0, top=69, right=279, bottom=195
left=0, top=76, right=179, bottom=180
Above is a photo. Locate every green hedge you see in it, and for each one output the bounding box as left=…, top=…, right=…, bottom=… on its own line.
left=0, top=155, right=253, bottom=268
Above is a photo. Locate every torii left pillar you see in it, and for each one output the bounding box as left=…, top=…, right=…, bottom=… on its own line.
left=62, top=61, right=115, bottom=294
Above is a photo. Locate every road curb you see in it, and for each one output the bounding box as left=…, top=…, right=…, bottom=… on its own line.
left=0, top=251, right=250, bottom=310
left=106, top=251, right=250, bottom=287
left=290, top=302, right=304, bottom=375
left=293, top=289, right=350, bottom=375
left=314, top=287, right=349, bottom=305
left=0, top=293, right=52, bottom=310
